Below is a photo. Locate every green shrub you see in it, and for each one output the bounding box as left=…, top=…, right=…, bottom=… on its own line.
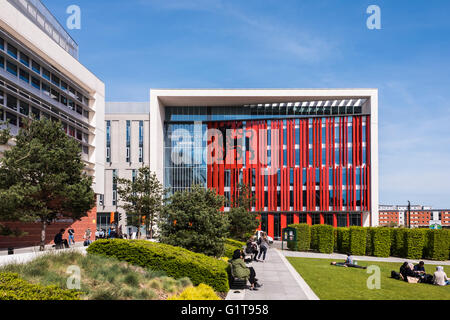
left=391, top=228, right=407, bottom=257
left=349, top=227, right=366, bottom=256
left=0, top=273, right=81, bottom=300
left=225, top=239, right=245, bottom=248
left=336, top=228, right=350, bottom=253
left=168, top=283, right=221, bottom=300
left=404, top=229, right=425, bottom=259
left=365, top=227, right=375, bottom=256
left=333, top=228, right=338, bottom=252
left=425, top=229, right=450, bottom=261
left=311, top=225, right=334, bottom=254
left=372, top=227, right=391, bottom=257
left=288, top=224, right=311, bottom=251
left=87, top=239, right=229, bottom=292
left=224, top=239, right=245, bottom=258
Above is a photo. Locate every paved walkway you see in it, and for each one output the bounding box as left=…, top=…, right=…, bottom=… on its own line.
left=0, top=247, right=87, bottom=267
left=226, top=248, right=319, bottom=300
left=282, top=251, right=450, bottom=266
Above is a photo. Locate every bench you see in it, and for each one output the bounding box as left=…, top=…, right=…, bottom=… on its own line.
left=228, top=263, right=248, bottom=290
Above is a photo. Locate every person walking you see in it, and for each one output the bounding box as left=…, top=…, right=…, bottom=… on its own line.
left=68, top=227, right=75, bottom=246
left=257, top=233, right=270, bottom=262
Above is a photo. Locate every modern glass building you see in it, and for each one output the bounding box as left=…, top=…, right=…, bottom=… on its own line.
left=151, top=89, right=379, bottom=240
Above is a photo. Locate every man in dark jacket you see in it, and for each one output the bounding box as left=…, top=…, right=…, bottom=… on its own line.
left=54, top=229, right=69, bottom=249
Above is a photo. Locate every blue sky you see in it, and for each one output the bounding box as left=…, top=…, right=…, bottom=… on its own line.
left=44, top=0, right=450, bottom=207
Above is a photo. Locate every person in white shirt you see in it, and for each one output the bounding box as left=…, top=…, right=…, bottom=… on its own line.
left=433, top=266, right=449, bottom=286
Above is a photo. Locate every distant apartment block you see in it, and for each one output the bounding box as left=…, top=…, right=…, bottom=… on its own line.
left=379, top=205, right=450, bottom=228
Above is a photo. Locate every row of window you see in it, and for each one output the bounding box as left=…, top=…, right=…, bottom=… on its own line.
left=0, top=90, right=89, bottom=154
left=0, top=52, right=89, bottom=119
left=0, top=35, right=89, bottom=106
left=106, top=120, right=145, bottom=163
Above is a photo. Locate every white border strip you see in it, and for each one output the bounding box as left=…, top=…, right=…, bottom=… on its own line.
left=276, top=249, right=320, bottom=300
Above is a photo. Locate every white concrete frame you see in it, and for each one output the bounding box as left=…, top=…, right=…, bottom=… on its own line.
left=0, top=0, right=105, bottom=194
left=150, top=89, right=379, bottom=227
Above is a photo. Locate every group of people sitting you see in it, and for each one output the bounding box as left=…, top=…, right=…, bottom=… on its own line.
left=392, top=261, right=449, bottom=286
left=229, top=234, right=271, bottom=291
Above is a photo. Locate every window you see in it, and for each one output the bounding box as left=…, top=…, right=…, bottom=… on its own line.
left=61, top=81, right=67, bottom=91
left=112, top=170, right=118, bottom=206
left=51, top=74, right=60, bottom=87
left=19, top=69, right=29, bottom=83
left=31, top=77, right=40, bottom=90
left=0, top=37, right=4, bottom=50
left=42, top=68, right=50, bottom=80
left=19, top=53, right=29, bottom=67
left=6, top=61, right=17, bottom=76
left=0, top=90, right=4, bottom=105
left=7, top=43, right=17, bottom=58
left=60, top=95, right=67, bottom=106
left=106, top=120, right=111, bottom=163
left=19, top=101, right=29, bottom=115
left=32, top=60, right=40, bottom=74
left=139, top=120, right=144, bottom=162
left=83, top=110, right=89, bottom=118
left=76, top=91, right=83, bottom=103
left=76, top=105, right=82, bottom=115
left=5, top=112, right=17, bottom=126
left=31, top=107, right=40, bottom=120
left=76, top=130, right=82, bottom=141
left=0, top=56, right=4, bottom=69
left=42, top=83, right=50, bottom=96
left=51, top=88, right=59, bottom=102
left=6, top=94, right=17, bottom=110
left=68, top=99, right=75, bottom=110
left=126, top=120, right=131, bottom=162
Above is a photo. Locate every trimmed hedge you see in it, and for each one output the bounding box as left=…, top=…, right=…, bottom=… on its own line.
left=425, top=229, right=450, bottom=261
left=288, top=223, right=311, bottom=251
left=0, top=273, right=81, bottom=300
left=391, top=228, right=407, bottom=257
left=372, top=227, right=391, bottom=257
left=404, top=229, right=425, bottom=259
left=336, top=228, right=350, bottom=253
left=312, top=225, right=334, bottom=254
left=87, top=239, right=229, bottom=292
left=349, top=226, right=366, bottom=256
left=310, top=225, right=319, bottom=251
left=365, top=227, right=375, bottom=256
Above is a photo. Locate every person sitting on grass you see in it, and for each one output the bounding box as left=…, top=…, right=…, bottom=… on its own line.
left=330, top=252, right=367, bottom=269
left=230, top=249, right=262, bottom=291
left=414, top=261, right=426, bottom=275
left=433, top=266, right=449, bottom=286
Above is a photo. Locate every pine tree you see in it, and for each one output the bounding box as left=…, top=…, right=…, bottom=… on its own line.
left=159, top=185, right=229, bottom=257
left=228, top=183, right=260, bottom=241
left=0, top=118, right=95, bottom=251
left=116, top=166, right=165, bottom=239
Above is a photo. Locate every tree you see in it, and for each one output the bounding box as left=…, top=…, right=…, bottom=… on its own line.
left=0, top=118, right=95, bottom=251
left=228, top=183, right=260, bottom=241
left=116, top=166, right=165, bottom=239
left=158, top=185, right=229, bottom=257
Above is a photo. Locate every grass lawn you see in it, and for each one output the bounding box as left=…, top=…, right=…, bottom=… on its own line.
left=287, top=257, right=450, bottom=300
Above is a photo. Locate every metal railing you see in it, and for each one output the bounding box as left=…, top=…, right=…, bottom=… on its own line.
left=7, top=0, right=79, bottom=59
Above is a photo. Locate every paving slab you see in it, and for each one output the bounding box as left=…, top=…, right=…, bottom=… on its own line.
left=226, top=248, right=319, bottom=300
